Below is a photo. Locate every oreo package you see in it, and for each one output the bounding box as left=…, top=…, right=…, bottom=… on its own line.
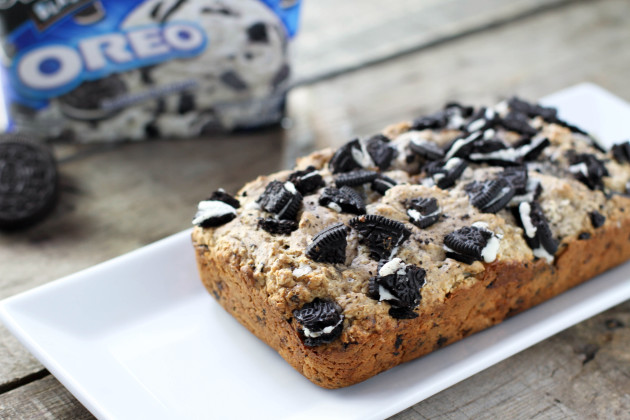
left=0, top=0, right=301, bottom=142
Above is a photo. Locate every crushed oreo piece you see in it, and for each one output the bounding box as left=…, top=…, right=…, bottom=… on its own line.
left=513, top=201, right=558, bottom=262
left=443, top=223, right=500, bottom=264
left=611, top=141, right=630, bottom=164
left=502, top=166, right=529, bottom=194
left=367, top=258, right=426, bottom=319
left=410, top=111, right=447, bottom=131
left=407, top=197, right=441, bottom=228
left=468, top=136, right=549, bottom=166
left=257, top=180, right=303, bottom=220
left=464, top=107, right=498, bottom=133
left=192, top=200, right=237, bottom=228
left=335, top=169, right=379, bottom=187
left=293, top=298, right=344, bottom=346
left=568, top=154, right=609, bottom=190
left=207, top=189, right=240, bottom=209
left=366, top=134, right=397, bottom=170
left=590, top=210, right=606, bottom=228
left=465, top=178, right=515, bottom=214
left=507, top=97, right=558, bottom=122
left=288, top=166, right=325, bottom=195
left=220, top=70, right=248, bottom=91
left=444, top=131, right=483, bottom=160
left=318, top=186, right=366, bottom=214
left=578, top=232, right=591, bottom=240
left=409, top=137, right=445, bottom=161
left=305, top=223, right=349, bottom=263
left=328, top=139, right=363, bottom=174
left=372, top=175, right=398, bottom=195
left=499, top=111, right=539, bottom=136
left=258, top=218, right=298, bottom=235
left=425, top=158, right=468, bottom=189
left=349, top=215, right=411, bottom=261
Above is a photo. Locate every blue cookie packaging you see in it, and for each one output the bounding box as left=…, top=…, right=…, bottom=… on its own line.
left=0, top=0, right=302, bottom=142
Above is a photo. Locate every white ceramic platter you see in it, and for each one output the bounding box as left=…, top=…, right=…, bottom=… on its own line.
left=2, top=83, right=630, bottom=420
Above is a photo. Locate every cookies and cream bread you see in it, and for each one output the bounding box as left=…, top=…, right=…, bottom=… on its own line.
left=191, top=97, right=630, bottom=389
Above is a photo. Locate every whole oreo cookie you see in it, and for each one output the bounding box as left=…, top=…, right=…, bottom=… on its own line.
left=293, top=298, right=344, bottom=347
left=0, top=136, right=59, bottom=230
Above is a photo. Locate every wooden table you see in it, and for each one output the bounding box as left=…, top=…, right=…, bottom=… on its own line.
left=2, top=0, right=630, bottom=418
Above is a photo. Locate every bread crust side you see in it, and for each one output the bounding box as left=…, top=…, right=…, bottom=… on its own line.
left=193, top=214, right=630, bottom=389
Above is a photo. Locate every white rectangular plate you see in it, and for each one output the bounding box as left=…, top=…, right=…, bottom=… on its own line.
left=2, top=83, right=630, bottom=420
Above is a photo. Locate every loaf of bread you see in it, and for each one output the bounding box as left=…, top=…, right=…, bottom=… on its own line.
left=191, top=98, right=630, bottom=389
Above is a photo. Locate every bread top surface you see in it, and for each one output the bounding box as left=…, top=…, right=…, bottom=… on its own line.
left=192, top=99, right=630, bottom=342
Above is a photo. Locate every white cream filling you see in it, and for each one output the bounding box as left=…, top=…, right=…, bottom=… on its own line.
left=284, top=181, right=297, bottom=194
left=292, top=265, right=312, bottom=277
left=569, top=162, right=589, bottom=178
left=518, top=201, right=538, bottom=238
left=378, top=257, right=406, bottom=277
left=494, top=100, right=509, bottom=117
left=192, top=200, right=236, bottom=225
left=302, top=317, right=343, bottom=338
left=467, top=119, right=486, bottom=133
left=533, top=246, right=555, bottom=263
left=480, top=235, right=500, bottom=263
left=407, top=207, right=441, bottom=222
left=378, top=285, right=398, bottom=302
left=483, top=186, right=512, bottom=209
left=445, top=133, right=479, bottom=160
left=327, top=202, right=342, bottom=212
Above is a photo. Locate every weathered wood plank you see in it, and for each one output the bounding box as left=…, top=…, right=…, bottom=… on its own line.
left=0, top=375, right=94, bottom=420
left=289, top=0, right=630, bottom=151
left=291, top=0, right=581, bottom=84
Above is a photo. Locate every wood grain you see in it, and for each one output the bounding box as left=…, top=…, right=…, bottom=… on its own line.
left=291, top=0, right=580, bottom=84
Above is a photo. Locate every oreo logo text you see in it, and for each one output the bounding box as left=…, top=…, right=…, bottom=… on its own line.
left=12, top=22, right=206, bottom=98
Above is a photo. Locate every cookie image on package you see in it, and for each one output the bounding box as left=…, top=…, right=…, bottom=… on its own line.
left=120, top=0, right=291, bottom=136
left=58, top=74, right=128, bottom=121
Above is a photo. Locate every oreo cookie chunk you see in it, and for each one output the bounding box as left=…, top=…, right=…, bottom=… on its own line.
left=425, top=157, right=468, bottom=189
left=590, top=210, right=606, bottom=228
left=444, top=131, right=483, bottom=161
left=258, top=218, right=298, bottom=235
left=499, top=111, right=539, bottom=136
left=464, top=107, right=499, bottom=133
left=410, top=110, right=447, bottom=131
left=207, top=189, right=240, bottom=208
left=468, top=136, right=550, bottom=166
left=349, top=215, right=411, bottom=261
left=318, top=186, right=366, bottom=214
left=568, top=154, right=608, bottom=190
left=367, top=258, right=426, bottom=319
left=443, top=223, right=500, bottom=264
left=0, top=138, right=59, bottom=230
left=293, top=298, right=344, bottom=347
left=366, top=134, right=397, bottom=170
left=372, top=175, right=397, bottom=195
left=305, top=223, right=349, bottom=264
left=335, top=169, right=378, bottom=187
left=58, top=74, right=127, bottom=120
left=256, top=180, right=303, bottom=220
left=513, top=201, right=558, bottom=262
left=465, top=178, right=515, bottom=214
left=329, top=139, right=366, bottom=173
left=288, top=166, right=325, bottom=195
left=409, top=138, right=445, bottom=161
left=192, top=200, right=237, bottom=227
left=611, top=141, right=630, bottom=164
left=507, top=97, right=558, bottom=122
left=407, top=197, right=441, bottom=228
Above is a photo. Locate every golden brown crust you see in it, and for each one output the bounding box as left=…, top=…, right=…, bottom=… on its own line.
left=193, top=212, right=630, bottom=388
